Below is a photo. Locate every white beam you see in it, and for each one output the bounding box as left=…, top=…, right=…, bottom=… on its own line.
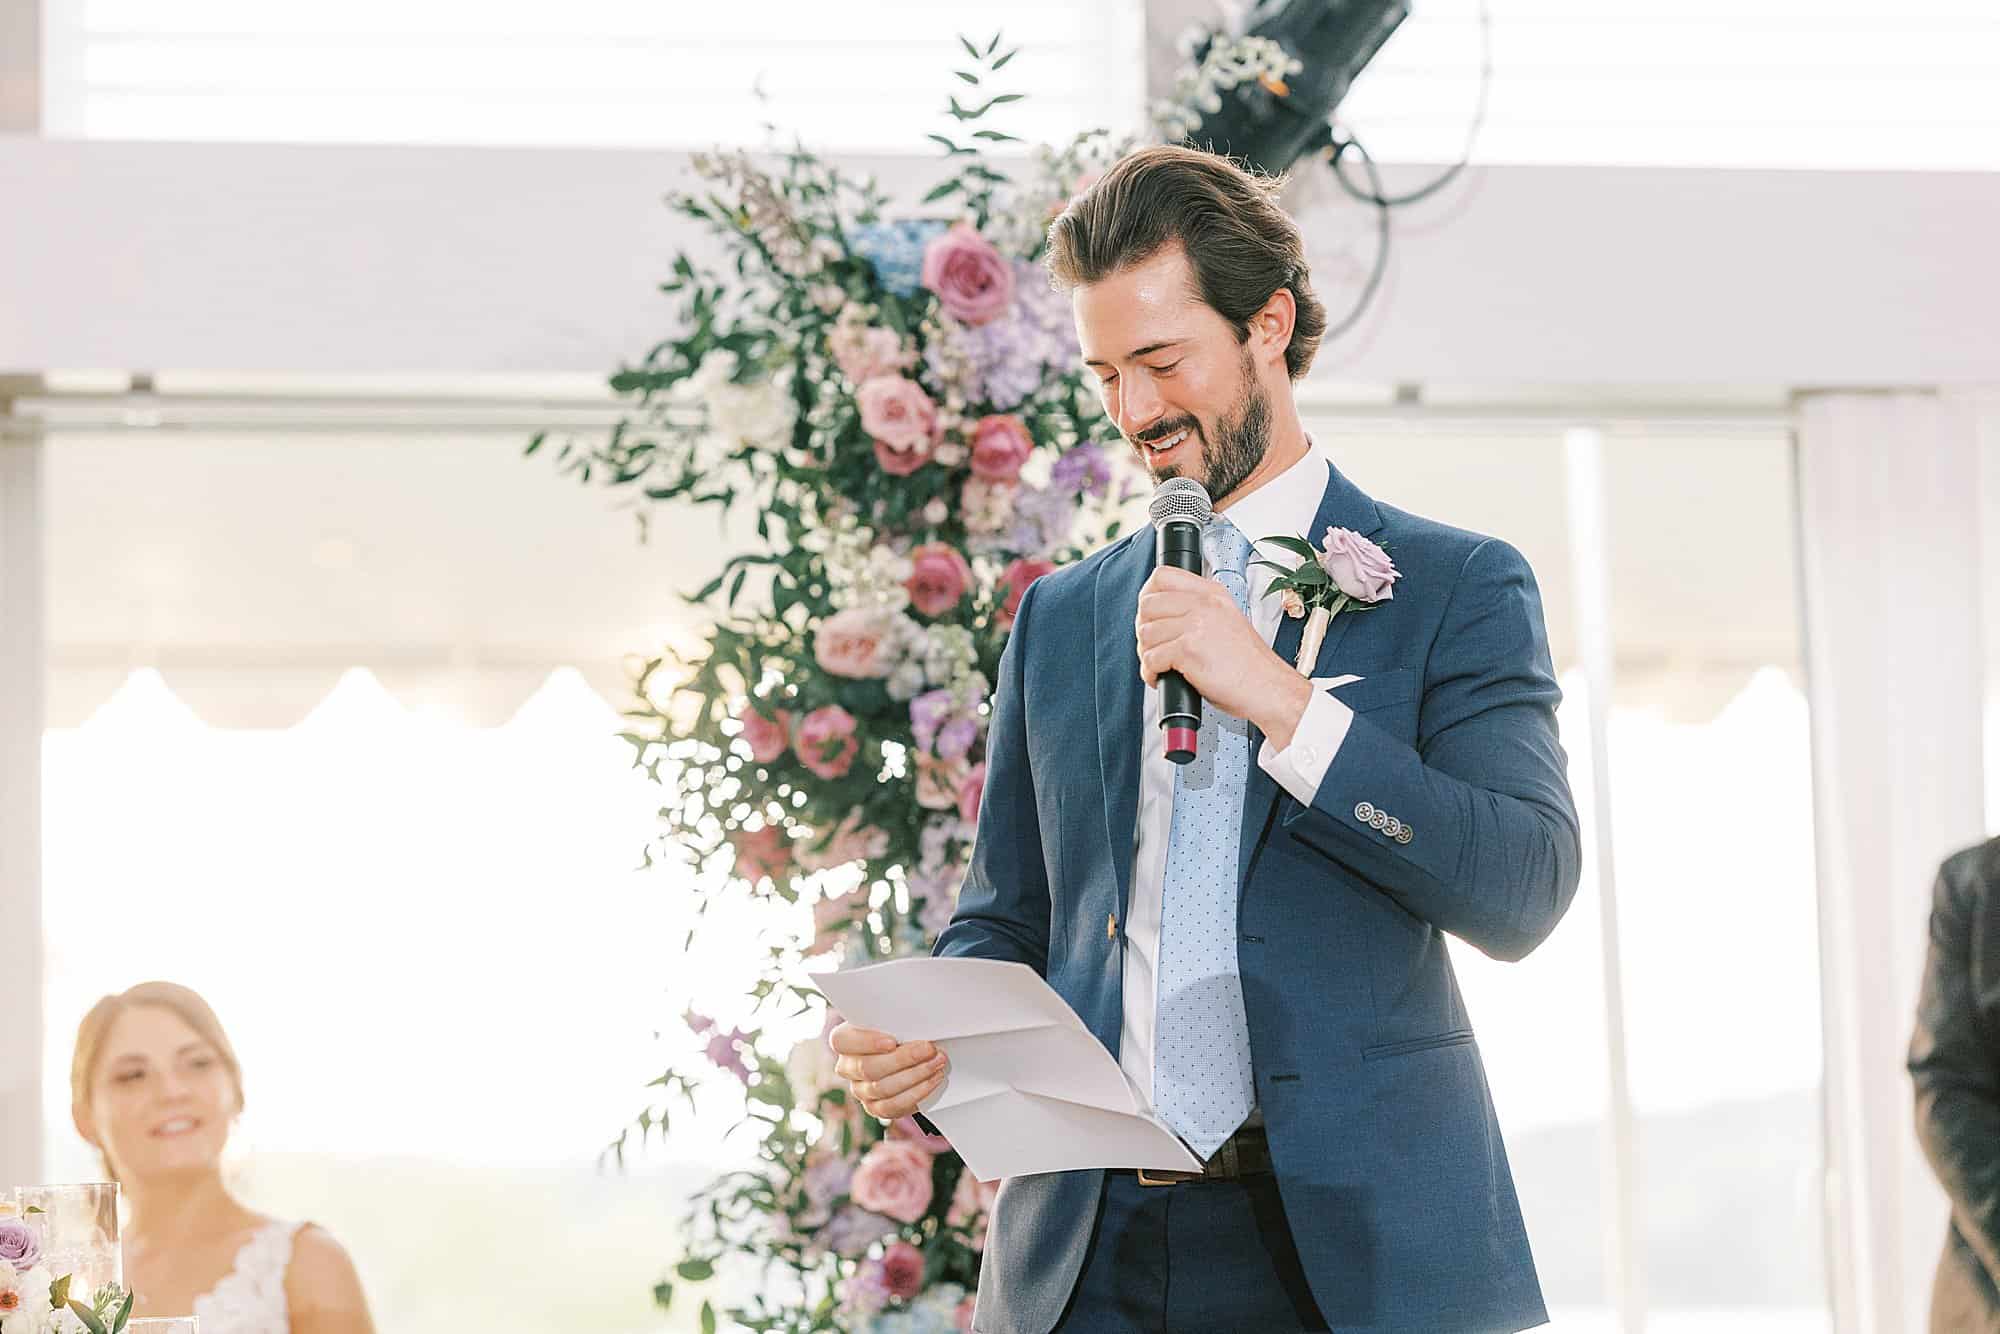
left=1796, top=390, right=1988, bottom=1334
left=0, top=403, right=46, bottom=1187
left=2, top=139, right=1998, bottom=387
left=1562, top=426, right=1645, bottom=1332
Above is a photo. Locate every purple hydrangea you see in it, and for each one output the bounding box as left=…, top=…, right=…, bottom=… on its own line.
left=913, top=866, right=964, bottom=939
left=1051, top=441, right=1113, bottom=498
left=819, top=1203, right=899, bottom=1258
left=923, top=262, right=1080, bottom=411
left=801, top=1150, right=857, bottom=1225
left=1002, top=482, right=1079, bottom=557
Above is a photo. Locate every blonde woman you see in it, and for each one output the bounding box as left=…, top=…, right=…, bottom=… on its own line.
left=70, top=982, right=375, bottom=1334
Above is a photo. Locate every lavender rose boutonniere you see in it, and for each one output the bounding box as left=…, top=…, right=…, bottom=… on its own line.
left=1255, top=526, right=1400, bottom=673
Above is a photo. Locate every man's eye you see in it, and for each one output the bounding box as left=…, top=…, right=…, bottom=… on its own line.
left=1146, top=362, right=1180, bottom=376
left=1097, top=374, right=1118, bottom=388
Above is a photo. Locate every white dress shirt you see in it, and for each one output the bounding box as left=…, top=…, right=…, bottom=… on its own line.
left=1117, top=446, right=1360, bottom=1115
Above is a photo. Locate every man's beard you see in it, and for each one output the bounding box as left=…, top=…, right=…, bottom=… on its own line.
left=1130, top=356, right=1271, bottom=508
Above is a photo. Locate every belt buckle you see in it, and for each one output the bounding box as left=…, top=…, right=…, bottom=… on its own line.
left=1136, top=1166, right=1201, bottom=1187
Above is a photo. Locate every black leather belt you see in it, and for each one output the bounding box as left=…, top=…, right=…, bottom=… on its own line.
left=1130, top=1125, right=1274, bottom=1186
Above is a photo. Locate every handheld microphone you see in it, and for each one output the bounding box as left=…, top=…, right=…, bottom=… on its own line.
left=1148, top=477, right=1213, bottom=765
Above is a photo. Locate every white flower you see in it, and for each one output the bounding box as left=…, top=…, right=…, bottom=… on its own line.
left=886, top=661, right=927, bottom=701
left=922, top=498, right=949, bottom=526
left=786, top=1033, right=840, bottom=1103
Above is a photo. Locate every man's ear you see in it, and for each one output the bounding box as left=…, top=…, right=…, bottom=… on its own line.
left=1248, top=286, right=1297, bottom=372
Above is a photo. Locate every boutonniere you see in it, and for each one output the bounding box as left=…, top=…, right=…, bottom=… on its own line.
left=1255, top=526, right=1400, bottom=674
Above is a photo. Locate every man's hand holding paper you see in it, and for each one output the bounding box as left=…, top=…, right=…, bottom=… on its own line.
left=814, top=958, right=1202, bottom=1183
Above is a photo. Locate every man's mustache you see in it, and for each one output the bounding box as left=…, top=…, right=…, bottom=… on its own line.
left=1131, top=418, right=1201, bottom=447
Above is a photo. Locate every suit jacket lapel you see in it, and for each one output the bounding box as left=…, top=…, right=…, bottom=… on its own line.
left=1094, top=533, right=1152, bottom=926
left=1239, top=462, right=1385, bottom=887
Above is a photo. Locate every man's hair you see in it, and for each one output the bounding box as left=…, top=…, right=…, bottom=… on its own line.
left=1045, top=144, right=1328, bottom=380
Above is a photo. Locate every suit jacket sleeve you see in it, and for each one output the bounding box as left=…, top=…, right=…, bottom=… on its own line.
left=1909, top=857, right=2000, bottom=1284
left=1277, top=537, right=1581, bottom=962
left=931, top=576, right=1051, bottom=974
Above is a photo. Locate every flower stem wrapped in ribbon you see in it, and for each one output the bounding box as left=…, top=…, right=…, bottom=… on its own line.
left=1255, top=526, right=1400, bottom=674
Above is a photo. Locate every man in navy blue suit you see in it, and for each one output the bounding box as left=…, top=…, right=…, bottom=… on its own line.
left=831, top=145, right=1581, bottom=1333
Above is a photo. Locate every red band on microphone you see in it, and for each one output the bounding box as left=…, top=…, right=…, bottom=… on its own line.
left=1164, top=725, right=1198, bottom=759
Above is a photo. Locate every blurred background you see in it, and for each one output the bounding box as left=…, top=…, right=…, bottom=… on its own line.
left=3, top=2, right=1998, bottom=1331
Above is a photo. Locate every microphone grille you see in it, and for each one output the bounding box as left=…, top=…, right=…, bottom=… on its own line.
left=1148, top=477, right=1213, bottom=530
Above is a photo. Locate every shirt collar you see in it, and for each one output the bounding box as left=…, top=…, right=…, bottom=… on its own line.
left=1214, top=443, right=1330, bottom=568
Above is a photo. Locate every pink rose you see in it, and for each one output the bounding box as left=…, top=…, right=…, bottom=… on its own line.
left=739, top=705, right=791, bottom=763
left=1318, top=526, right=1399, bottom=603
left=905, top=542, right=973, bottom=618
left=850, top=1140, right=936, bottom=1223
left=858, top=376, right=940, bottom=456
left=957, top=762, right=987, bottom=827
left=948, top=1168, right=1003, bottom=1251
left=969, top=414, right=1034, bottom=482
left=810, top=889, right=863, bottom=953
left=879, top=1240, right=926, bottom=1301
left=1280, top=588, right=1306, bottom=619
left=921, top=223, right=1015, bottom=326
left=996, top=557, right=1055, bottom=630
left=799, top=808, right=890, bottom=873
left=891, top=1115, right=954, bottom=1155
left=815, top=608, right=895, bottom=680
left=731, top=824, right=792, bottom=885
left=915, top=750, right=970, bottom=811
left=830, top=322, right=911, bottom=386
left=796, top=706, right=860, bottom=780
left=874, top=435, right=934, bottom=476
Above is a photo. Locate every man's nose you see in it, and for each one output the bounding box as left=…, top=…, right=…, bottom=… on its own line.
left=1118, top=375, right=1164, bottom=438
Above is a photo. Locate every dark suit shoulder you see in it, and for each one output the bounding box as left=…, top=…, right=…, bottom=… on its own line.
left=1371, top=502, right=1536, bottom=590
left=1025, top=529, right=1143, bottom=611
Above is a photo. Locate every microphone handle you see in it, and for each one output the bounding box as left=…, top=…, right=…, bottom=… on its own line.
left=1155, top=518, right=1204, bottom=765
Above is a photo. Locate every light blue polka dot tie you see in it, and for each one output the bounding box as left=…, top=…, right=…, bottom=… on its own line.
left=1152, top=516, right=1257, bottom=1159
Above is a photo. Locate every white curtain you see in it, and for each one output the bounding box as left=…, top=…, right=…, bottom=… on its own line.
left=1796, top=390, right=1991, bottom=1334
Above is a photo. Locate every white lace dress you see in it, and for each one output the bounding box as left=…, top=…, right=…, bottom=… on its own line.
left=189, top=1220, right=301, bottom=1334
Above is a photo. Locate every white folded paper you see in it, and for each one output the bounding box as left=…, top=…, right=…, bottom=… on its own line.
left=811, top=957, right=1203, bottom=1183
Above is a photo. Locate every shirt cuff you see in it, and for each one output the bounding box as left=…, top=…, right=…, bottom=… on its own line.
left=1257, top=687, right=1355, bottom=806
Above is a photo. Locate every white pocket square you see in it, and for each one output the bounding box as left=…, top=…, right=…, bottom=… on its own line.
left=1312, top=674, right=1364, bottom=689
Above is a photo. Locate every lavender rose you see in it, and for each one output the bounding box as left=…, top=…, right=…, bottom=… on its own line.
left=1318, top=526, right=1399, bottom=602
left=0, top=1220, right=40, bottom=1269
left=921, top=223, right=1015, bottom=326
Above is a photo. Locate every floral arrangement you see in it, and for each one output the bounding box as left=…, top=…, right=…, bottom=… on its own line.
left=0, top=1220, right=131, bottom=1334
left=528, top=33, right=1189, bottom=1334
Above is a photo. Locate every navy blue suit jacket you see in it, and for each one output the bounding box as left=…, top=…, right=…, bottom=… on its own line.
left=935, top=462, right=1581, bottom=1333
